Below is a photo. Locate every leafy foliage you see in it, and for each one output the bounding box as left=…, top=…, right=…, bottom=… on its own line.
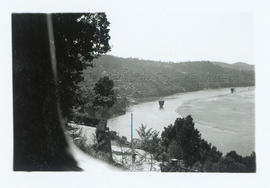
left=217, top=151, right=256, bottom=172
left=93, top=76, right=116, bottom=109
left=136, top=124, right=162, bottom=170
left=52, top=13, right=111, bottom=118
left=160, top=115, right=213, bottom=167
left=136, top=124, right=160, bottom=153
left=174, top=116, right=202, bottom=167
left=72, top=76, right=118, bottom=124
left=159, top=115, right=255, bottom=172
left=71, top=74, right=129, bottom=125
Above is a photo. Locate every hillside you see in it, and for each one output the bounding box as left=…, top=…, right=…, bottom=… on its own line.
left=81, top=55, right=255, bottom=100
left=211, top=61, right=255, bottom=71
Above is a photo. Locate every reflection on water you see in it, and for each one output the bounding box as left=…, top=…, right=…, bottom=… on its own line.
left=108, top=87, right=255, bottom=155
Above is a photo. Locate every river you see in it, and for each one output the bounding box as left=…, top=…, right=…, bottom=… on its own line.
left=108, top=87, right=255, bottom=156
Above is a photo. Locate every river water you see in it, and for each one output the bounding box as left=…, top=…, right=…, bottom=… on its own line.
left=108, top=87, right=255, bottom=156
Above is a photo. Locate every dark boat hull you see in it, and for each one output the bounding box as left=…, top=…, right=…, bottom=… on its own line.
left=159, top=100, right=164, bottom=108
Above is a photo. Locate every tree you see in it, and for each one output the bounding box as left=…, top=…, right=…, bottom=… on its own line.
left=160, top=115, right=222, bottom=168
left=89, top=76, right=117, bottom=162
left=167, top=140, right=183, bottom=160
left=52, top=13, right=111, bottom=118
left=160, top=124, right=175, bottom=152
left=136, top=124, right=160, bottom=170
left=244, top=152, right=256, bottom=172
left=53, top=14, right=113, bottom=161
left=93, top=76, right=116, bottom=118
left=218, top=151, right=256, bottom=172
left=218, top=156, right=247, bottom=172
left=173, top=115, right=202, bottom=167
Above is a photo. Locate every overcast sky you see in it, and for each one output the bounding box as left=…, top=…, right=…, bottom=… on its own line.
left=105, top=10, right=252, bottom=64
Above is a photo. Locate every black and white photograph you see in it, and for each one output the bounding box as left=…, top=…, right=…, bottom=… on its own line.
left=1, top=0, right=270, bottom=187
left=12, top=10, right=256, bottom=172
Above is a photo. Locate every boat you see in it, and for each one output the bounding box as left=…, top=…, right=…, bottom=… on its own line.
left=159, top=100, right=165, bottom=108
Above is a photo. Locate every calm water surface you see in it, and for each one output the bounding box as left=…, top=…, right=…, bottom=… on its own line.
left=108, top=87, right=255, bottom=155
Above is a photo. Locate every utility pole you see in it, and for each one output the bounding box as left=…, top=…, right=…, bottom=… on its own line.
left=131, top=112, right=136, bottom=164
left=131, top=112, right=133, bottom=147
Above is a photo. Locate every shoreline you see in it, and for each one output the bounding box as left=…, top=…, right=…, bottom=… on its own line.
left=130, top=85, right=255, bottom=106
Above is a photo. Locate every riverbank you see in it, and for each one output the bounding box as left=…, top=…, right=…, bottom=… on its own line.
left=131, top=86, right=254, bottom=104
left=108, top=86, right=255, bottom=156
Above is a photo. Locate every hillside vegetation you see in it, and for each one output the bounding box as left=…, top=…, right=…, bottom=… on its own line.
left=81, top=55, right=255, bottom=101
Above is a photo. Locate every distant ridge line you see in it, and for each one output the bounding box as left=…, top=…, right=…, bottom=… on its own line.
left=103, top=54, right=254, bottom=67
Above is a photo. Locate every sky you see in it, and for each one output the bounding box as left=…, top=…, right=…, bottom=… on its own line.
left=105, top=10, right=252, bottom=64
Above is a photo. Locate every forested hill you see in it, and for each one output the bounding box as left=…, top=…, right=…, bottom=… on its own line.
left=211, top=61, right=254, bottom=71
left=82, top=55, right=255, bottom=99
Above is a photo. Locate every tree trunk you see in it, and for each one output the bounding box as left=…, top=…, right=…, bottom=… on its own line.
left=95, top=119, right=113, bottom=162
